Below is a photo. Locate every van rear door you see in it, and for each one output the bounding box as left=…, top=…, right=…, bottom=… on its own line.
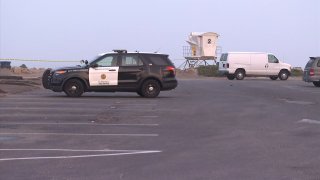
left=218, top=53, right=228, bottom=71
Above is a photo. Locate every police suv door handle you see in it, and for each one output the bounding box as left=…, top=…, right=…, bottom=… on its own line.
left=265, top=64, right=269, bottom=68
left=109, top=69, right=116, bottom=71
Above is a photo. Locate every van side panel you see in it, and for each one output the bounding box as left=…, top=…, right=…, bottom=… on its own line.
left=228, top=54, right=250, bottom=73
left=218, top=52, right=291, bottom=78
left=248, top=54, right=267, bottom=75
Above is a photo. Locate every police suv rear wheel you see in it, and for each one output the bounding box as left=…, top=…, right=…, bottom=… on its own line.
left=64, top=79, right=84, bottom=97
left=141, top=80, right=160, bottom=98
left=137, top=91, right=143, bottom=97
left=313, top=81, right=320, bottom=87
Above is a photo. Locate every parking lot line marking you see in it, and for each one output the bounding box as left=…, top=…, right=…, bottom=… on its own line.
left=298, top=119, right=320, bottom=124
left=0, top=123, right=159, bottom=126
left=138, top=116, right=159, bottom=118
left=0, top=150, right=162, bottom=161
left=0, top=133, right=159, bottom=137
left=0, top=114, right=96, bottom=117
left=108, top=108, right=157, bottom=112
left=109, top=115, right=159, bottom=118
left=0, top=149, right=151, bottom=152
left=113, top=103, right=157, bottom=106
left=0, top=107, right=103, bottom=111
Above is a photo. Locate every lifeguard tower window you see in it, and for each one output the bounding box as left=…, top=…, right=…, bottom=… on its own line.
left=220, top=54, right=228, bottom=61
left=146, top=55, right=172, bottom=66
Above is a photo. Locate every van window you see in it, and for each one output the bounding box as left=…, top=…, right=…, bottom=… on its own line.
left=220, top=54, right=228, bottom=61
left=268, top=55, right=279, bottom=63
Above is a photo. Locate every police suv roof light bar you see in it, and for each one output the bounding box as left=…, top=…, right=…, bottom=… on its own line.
left=113, top=49, right=127, bottom=53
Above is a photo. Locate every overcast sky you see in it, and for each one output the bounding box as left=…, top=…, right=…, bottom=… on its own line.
left=0, top=0, right=319, bottom=68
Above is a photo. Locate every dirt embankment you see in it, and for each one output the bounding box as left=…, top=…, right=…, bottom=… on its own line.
left=0, top=68, right=44, bottom=96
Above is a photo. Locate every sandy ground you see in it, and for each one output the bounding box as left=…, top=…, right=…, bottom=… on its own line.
left=0, top=68, right=44, bottom=96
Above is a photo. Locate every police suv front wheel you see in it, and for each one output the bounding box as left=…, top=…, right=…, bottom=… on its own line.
left=64, top=79, right=84, bottom=97
left=140, top=80, right=160, bottom=98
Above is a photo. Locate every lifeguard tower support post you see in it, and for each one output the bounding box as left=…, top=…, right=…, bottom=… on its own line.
left=181, top=32, right=220, bottom=69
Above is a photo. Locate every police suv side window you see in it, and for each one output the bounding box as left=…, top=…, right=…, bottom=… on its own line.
left=268, top=55, right=279, bottom=63
left=148, top=56, right=171, bottom=65
left=121, top=55, right=143, bottom=66
left=317, top=60, right=320, bottom=67
left=96, top=55, right=118, bottom=67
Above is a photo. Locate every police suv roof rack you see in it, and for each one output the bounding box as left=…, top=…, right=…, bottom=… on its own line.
left=113, top=49, right=127, bottom=53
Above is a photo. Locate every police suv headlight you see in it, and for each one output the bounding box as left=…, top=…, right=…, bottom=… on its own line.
left=54, top=70, right=67, bottom=75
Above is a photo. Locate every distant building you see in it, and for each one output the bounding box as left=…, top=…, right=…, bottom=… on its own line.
left=0, top=61, right=11, bottom=69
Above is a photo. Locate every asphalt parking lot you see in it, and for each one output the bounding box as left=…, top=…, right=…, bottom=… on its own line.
left=1, top=78, right=320, bottom=180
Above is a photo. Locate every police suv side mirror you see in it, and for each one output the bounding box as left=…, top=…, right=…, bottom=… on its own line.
left=80, top=60, right=89, bottom=65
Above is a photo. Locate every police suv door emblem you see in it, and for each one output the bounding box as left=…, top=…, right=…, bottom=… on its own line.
left=101, top=74, right=107, bottom=79
left=89, top=67, right=119, bottom=86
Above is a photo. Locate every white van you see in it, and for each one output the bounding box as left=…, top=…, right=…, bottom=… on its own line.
left=218, top=52, right=292, bottom=80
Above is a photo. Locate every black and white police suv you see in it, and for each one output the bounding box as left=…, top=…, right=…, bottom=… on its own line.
left=42, top=50, right=178, bottom=98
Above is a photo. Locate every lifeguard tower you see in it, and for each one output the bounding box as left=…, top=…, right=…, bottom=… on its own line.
left=181, top=32, right=221, bottom=69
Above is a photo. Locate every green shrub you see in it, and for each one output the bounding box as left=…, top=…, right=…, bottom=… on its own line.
left=197, top=65, right=219, bottom=77
left=291, top=69, right=303, bottom=77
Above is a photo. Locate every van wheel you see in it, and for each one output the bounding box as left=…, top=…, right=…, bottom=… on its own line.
left=313, top=81, right=320, bottom=87
left=64, top=79, right=84, bottom=97
left=140, top=79, right=160, bottom=98
left=270, top=76, right=278, bottom=80
left=235, top=70, right=245, bottom=80
left=227, top=75, right=235, bottom=80
left=278, top=70, right=289, bottom=80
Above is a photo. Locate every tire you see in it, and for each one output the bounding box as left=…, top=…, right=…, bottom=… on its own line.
left=313, top=81, right=320, bottom=87
left=227, top=75, right=235, bottom=80
left=235, top=69, right=245, bottom=80
left=140, top=79, right=160, bottom=98
left=63, top=79, right=84, bottom=97
left=270, top=76, right=278, bottom=80
left=136, top=91, right=143, bottom=97
left=42, top=68, right=51, bottom=89
left=278, top=70, right=289, bottom=80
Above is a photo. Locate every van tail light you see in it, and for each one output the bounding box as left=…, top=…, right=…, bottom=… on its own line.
left=310, top=68, right=315, bottom=76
